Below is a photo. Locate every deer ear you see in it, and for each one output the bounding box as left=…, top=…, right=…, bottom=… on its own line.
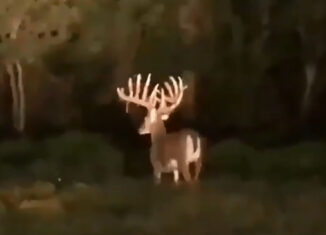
left=161, top=114, right=169, bottom=120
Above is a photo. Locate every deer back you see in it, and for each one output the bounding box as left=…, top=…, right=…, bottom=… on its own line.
left=151, top=128, right=201, bottom=167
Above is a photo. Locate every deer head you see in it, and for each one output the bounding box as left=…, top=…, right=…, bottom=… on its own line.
left=116, top=74, right=187, bottom=138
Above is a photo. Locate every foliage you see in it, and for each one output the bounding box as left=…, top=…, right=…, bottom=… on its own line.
left=0, top=1, right=325, bottom=233
left=1, top=178, right=326, bottom=234
left=0, top=0, right=81, bottom=61
left=42, top=131, right=123, bottom=183
left=0, top=0, right=324, bottom=139
left=207, top=138, right=326, bottom=181
left=0, top=132, right=124, bottom=184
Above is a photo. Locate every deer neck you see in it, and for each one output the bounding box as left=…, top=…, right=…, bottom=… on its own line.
left=150, top=119, right=167, bottom=143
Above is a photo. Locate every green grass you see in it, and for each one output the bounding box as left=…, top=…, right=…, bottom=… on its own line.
left=1, top=178, right=326, bottom=235
left=0, top=131, right=124, bottom=184
left=0, top=134, right=325, bottom=234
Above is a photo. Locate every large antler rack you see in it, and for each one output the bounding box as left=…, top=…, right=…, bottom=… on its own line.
left=117, top=73, right=159, bottom=112
left=117, top=74, right=187, bottom=114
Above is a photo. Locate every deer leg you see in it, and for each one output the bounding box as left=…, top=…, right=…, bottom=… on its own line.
left=194, top=158, right=202, bottom=181
left=181, top=163, right=191, bottom=182
left=153, top=170, right=161, bottom=184
left=173, top=170, right=179, bottom=184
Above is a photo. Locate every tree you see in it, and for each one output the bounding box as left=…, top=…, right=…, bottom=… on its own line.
left=0, top=0, right=81, bottom=132
left=295, top=0, right=326, bottom=116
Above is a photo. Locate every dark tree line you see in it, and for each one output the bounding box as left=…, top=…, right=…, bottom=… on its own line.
left=0, top=0, right=325, bottom=148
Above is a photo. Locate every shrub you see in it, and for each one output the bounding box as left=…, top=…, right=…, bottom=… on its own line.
left=41, top=131, right=124, bottom=183
left=207, top=139, right=326, bottom=181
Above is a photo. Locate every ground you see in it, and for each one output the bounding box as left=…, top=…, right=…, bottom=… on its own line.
left=0, top=132, right=325, bottom=234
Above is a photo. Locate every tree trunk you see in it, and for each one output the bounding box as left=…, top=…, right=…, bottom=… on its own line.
left=5, top=60, right=25, bottom=132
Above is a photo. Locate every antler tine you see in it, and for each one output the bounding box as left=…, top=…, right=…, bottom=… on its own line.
left=160, top=76, right=187, bottom=103
left=159, top=87, right=166, bottom=109
left=156, top=75, right=187, bottom=115
left=135, top=73, right=141, bottom=98
left=164, top=81, right=174, bottom=98
left=175, top=76, right=185, bottom=104
left=141, top=73, right=151, bottom=100
left=149, top=84, right=159, bottom=106
left=170, top=76, right=179, bottom=96
left=117, top=73, right=159, bottom=111
left=128, top=77, right=133, bottom=97
left=124, top=74, right=142, bottom=112
left=178, top=76, right=188, bottom=91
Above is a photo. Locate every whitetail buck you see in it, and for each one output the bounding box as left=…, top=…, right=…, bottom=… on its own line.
left=117, top=74, right=202, bottom=184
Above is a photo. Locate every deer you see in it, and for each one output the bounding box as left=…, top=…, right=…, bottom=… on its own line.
left=116, top=73, right=202, bottom=184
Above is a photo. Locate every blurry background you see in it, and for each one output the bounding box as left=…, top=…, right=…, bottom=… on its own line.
left=0, top=1, right=326, bottom=234
left=0, top=0, right=326, bottom=181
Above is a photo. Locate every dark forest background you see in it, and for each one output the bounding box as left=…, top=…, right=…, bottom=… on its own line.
left=0, top=1, right=326, bottom=234
left=0, top=0, right=325, bottom=179
left=1, top=0, right=326, bottom=179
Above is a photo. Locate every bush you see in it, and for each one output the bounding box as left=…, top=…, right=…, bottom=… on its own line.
left=207, top=139, right=326, bottom=181
left=0, top=132, right=124, bottom=184
left=0, top=139, right=40, bottom=181
left=0, top=139, right=37, bottom=166
left=40, top=131, right=124, bottom=183
left=2, top=178, right=326, bottom=235
left=206, top=138, right=259, bottom=178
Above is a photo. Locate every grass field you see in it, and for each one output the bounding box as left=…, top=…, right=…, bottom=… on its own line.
left=0, top=178, right=325, bottom=235
left=0, top=132, right=325, bottom=234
